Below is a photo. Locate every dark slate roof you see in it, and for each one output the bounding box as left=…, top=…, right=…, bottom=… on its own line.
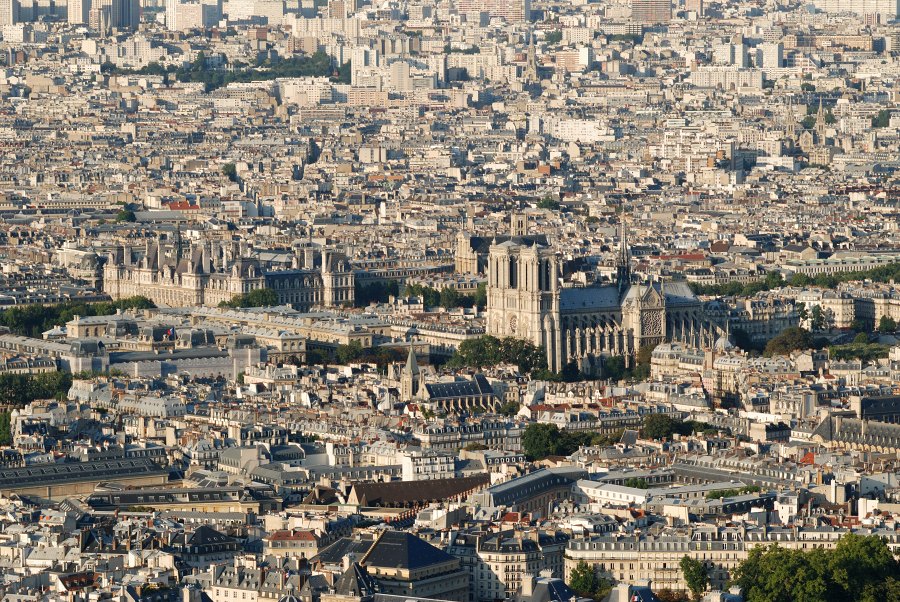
left=350, top=474, right=489, bottom=506
left=466, top=235, right=548, bottom=254
left=333, top=563, right=378, bottom=597
left=364, top=531, right=456, bottom=571
left=314, top=538, right=373, bottom=565
left=189, top=525, right=235, bottom=545
left=0, top=458, right=167, bottom=489
left=559, top=285, right=621, bottom=312
left=425, top=374, right=493, bottom=401
left=514, top=578, right=581, bottom=602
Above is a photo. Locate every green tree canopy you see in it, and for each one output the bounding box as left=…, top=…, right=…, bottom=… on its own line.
left=879, top=315, right=897, bottom=333
left=447, top=335, right=547, bottom=375
left=764, top=326, right=813, bottom=357
left=680, top=556, right=709, bottom=600
left=0, top=296, right=154, bottom=338
left=568, top=561, right=601, bottom=597
left=219, top=288, right=279, bottom=308
left=730, top=534, right=900, bottom=602
left=336, top=341, right=364, bottom=364
left=116, top=209, right=136, bottom=222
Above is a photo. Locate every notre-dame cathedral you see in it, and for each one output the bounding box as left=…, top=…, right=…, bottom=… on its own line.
left=484, top=216, right=711, bottom=374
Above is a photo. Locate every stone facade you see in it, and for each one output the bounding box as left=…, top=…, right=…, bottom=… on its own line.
left=103, top=236, right=354, bottom=309
left=485, top=231, right=707, bottom=373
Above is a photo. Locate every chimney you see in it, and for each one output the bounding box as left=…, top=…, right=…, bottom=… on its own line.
left=522, top=573, right=535, bottom=598
left=343, top=553, right=356, bottom=572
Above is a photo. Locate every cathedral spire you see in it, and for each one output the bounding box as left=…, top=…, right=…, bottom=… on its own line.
left=616, top=211, right=631, bottom=294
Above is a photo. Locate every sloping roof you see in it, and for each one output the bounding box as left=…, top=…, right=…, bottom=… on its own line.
left=364, top=531, right=456, bottom=571
left=350, top=474, right=489, bottom=507
left=424, top=374, right=493, bottom=401
left=559, top=285, right=621, bottom=312
left=334, top=562, right=378, bottom=597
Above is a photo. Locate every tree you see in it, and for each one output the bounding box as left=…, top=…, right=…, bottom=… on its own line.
left=624, top=477, right=649, bottom=489
left=473, top=282, right=487, bottom=309
left=879, top=315, right=897, bottom=333
left=544, top=30, right=563, bottom=44
left=522, top=423, right=561, bottom=461
left=222, top=162, right=238, bottom=182
left=764, top=327, right=812, bottom=357
left=764, top=271, right=785, bottom=290
left=116, top=209, right=136, bottom=222
left=873, top=109, right=891, bottom=128
left=730, top=534, right=900, bottom=602
left=568, top=561, right=599, bottom=598
left=810, top=305, right=824, bottom=331
left=853, top=332, right=870, bottom=345
left=439, top=287, right=461, bottom=309
left=305, top=349, right=329, bottom=365
left=680, top=556, right=708, bottom=600
left=604, top=355, right=627, bottom=380
left=447, top=335, right=546, bottom=375
left=497, top=400, right=520, bottom=416
left=334, top=60, right=351, bottom=84
left=642, top=414, right=677, bottom=440
left=336, top=341, right=364, bottom=364
left=0, top=411, right=11, bottom=446
left=537, top=197, right=560, bottom=211
left=219, top=288, right=279, bottom=308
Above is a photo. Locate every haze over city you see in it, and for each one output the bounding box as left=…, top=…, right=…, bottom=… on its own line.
left=0, top=0, right=899, bottom=600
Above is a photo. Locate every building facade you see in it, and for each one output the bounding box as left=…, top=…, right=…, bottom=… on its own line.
left=103, top=237, right=354, bottom=309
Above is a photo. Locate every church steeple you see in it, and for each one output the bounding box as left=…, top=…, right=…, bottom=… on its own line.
left=524, top=29, right=538, bottom=83
left=400, top=344, right=421, bottom=401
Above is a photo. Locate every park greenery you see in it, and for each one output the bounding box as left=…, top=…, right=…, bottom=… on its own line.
left=446, top=335, right=547, bottom=374
left=828, top=340, right=891, bottom=362
left=222, top=163, right=238, bottom=182
left=332, top=341, right=407, bottom=370
left=537, top=197, right=561, bottom=211
left=0, top=296, right=155, bottom=338
left=103, top=51, right=351, bottom=92
left=603, top=344, right=656, bottom=381
left=0, top=372, right=73, bottom=408
left=355, top=280, right=400, bottom=307
left=730, top=534, right=900, bottom=602
left=0, top=411, right=11, bottom=445
left=641, top=414, right=721, bottom=440
left=690, top=262, right=900, bottom=298
left=218, top=288, right=280, bottom=308
left=521, top=423, right=623, bottom=460
left=402, top=283, right=486, bottom=310
left=763, top=326, right=814, bottom=357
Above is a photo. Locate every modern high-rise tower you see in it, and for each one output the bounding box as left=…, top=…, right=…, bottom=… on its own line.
left=630, top=0, right=671, bottom=23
